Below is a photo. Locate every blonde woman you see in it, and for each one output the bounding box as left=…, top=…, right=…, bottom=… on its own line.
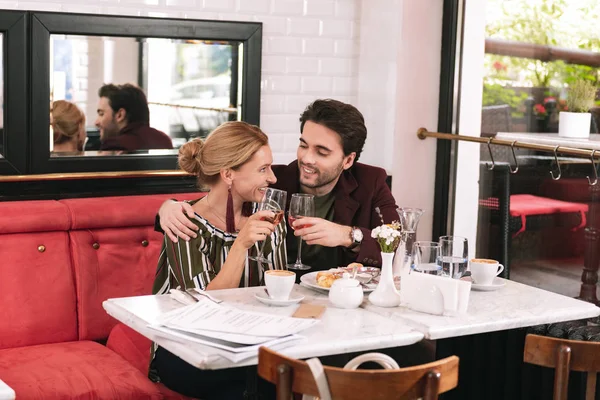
left=51, top=100, right=87, bottom=153
left=150, top=121, right=286, bottom=400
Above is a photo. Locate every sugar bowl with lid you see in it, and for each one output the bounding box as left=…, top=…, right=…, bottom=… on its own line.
left=328, top=273, right=364, bottom=309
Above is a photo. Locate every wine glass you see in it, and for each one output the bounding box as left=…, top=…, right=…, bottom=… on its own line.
left=247, top=188, right=287, bottom=264
left=286, top=193, right=315, bottom=271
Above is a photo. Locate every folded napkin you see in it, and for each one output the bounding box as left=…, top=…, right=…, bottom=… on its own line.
left=400, top=272, right=471, bottom=316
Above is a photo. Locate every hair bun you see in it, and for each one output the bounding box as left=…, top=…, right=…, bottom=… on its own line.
left=178, top=138, right=204, bottom=175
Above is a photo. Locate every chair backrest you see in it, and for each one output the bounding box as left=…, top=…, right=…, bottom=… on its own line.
left=524, top=334, right=600, bottom=400
left=481, top=104, right=512, bottom=135
left=477, top=163, right=511, bottom=276
left=257, top=347, right=459, bottom=400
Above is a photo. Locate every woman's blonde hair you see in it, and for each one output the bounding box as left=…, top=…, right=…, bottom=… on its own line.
left=51, top=100, right=85, bottom=145
left=179, top=121, right=269, bottom=186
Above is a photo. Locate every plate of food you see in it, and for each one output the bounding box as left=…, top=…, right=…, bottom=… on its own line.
left=300, top=263, right=380, bottom=293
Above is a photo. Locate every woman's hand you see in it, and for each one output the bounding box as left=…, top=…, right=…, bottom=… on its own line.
left=159, top=200, right=198, bottom=242
left=235, top=210, right=277, bottom=249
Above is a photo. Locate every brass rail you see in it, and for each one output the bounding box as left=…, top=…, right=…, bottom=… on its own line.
left=0, top=170, right=192, bottom=182
left=417, top=128, right=600, bottom=159
left=148, top=102, right=238, bottom=114
left=485, top=38, right=600, bottom=68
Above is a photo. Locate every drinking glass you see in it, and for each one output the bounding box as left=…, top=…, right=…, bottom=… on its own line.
left=438, top=236, right=468, bottom=279
left=411, top=241, right=442, bottom=276
left=286, top=193, right=315, bottom=271
left=247, top=188, right=287, bottom=264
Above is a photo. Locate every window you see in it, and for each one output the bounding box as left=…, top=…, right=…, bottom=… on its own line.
left=451, top=0, right=600, bottom=300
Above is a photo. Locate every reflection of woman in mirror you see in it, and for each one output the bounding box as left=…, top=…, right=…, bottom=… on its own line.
left=51, top=100, right=86, bottom=153
left=150, top=121, right=284, bottom=400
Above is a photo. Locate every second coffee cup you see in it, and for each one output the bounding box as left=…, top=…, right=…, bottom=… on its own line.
left=469, top=258, right=504, bottom=286
left=264, top=269, right=296, bottom=300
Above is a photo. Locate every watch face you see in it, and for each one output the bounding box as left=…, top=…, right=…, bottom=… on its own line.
left=353, top=228, right=363, bottom=242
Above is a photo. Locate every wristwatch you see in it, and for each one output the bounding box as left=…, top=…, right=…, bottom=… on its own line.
left=349, top=226, right=363, bottom=249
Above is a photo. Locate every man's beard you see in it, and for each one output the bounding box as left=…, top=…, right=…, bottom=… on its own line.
left=299, top=162, right=344, bottom=190
left=100, top=119, right=120, bottom=140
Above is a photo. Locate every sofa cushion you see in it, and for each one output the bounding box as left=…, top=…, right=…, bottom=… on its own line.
left=106, top=324, right=195, bottom=399
left=0, top=231, right=77, bottom=349
left=64, top=193, right=204, bottom=341
left=0, top=200, right=70, bottom=234
left=71, top=227, right=163, bottom=341
left=0, top=341, right=161, bottom=400
left=60, top=193, right=202, bottom=230
left=106, top=323, right=152, bottom=375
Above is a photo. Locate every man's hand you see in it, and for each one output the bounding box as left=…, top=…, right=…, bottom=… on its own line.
left=292, top=217, right=352, bottom=248
left=159, top=200, right=198, bottom=242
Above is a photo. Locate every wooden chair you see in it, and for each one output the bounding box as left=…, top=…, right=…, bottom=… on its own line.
left=524, top=334, right=600, bottom=400
left=257, top=347, right=459, bottom=400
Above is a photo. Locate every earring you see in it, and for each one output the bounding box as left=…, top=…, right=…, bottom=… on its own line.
left=226, top=184, right=235, bottom=233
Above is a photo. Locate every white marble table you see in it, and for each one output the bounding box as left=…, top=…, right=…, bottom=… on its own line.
left=0, top=379, right=15, bottom=400
left=365, top=278, right=600, bottom=340
left=103, top=285, right=424, bottom=370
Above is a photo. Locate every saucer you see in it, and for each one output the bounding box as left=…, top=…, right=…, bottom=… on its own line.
left=471, top=278, right=506, bottom=291
left=254, top=291, right=304, bottom=306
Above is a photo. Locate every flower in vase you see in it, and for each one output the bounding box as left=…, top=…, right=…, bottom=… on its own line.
left=371, top=222, right=401, bottom=253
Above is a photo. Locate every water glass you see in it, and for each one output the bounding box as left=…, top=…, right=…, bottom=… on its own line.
left=411, top=241, right=442, bottom=276
left=438, top=236, right=468, bottom=279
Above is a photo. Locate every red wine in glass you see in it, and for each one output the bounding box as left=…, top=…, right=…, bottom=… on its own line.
left=247, top=188, right=287, bottom=265
left=287, top=193, right=315, bottom=270
left=288, top=215, right=312, bottom=230
left=262, top=210, right=284, bottom=225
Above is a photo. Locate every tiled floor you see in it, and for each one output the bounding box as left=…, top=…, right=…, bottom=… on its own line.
left=510, top=257, right=588, bottom=298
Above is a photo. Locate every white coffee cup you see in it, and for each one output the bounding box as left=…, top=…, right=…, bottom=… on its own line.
left=469, top=258, right=504, bottom=286
left=264, top=270, right=296, bottom=300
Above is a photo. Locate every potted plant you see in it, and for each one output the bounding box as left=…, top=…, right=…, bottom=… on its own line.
left=559, top=80, right=598, bottom=138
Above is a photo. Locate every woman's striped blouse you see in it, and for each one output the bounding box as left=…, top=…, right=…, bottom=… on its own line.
left=152, top=212, right=288, bottom=294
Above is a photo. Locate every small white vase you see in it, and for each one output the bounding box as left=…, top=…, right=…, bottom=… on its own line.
left=558, top=111, right=591, bottom=139
left=369, top=252, right=401, bottom=307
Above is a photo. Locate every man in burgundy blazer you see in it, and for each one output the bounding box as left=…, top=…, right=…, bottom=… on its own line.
left=96, top=83, right=172, bottom=152
left=157, top=99, right=399, bottom=269
left=271, top=160, right=397, bottom=268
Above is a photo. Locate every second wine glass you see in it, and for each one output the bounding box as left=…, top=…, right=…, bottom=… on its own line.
left=286, top=193, right=315, bottom=271
left=247, top=188, right=287, bottom=265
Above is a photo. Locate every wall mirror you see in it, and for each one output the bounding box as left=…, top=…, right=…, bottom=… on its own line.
left=0, top=11, right=26, bottom=174
left=49, top=35, right=242, bottom=156
left=30, top=12, right=261, bottom=173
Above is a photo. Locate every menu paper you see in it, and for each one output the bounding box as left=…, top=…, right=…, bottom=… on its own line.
left=156, top=297, right=319, bottom=338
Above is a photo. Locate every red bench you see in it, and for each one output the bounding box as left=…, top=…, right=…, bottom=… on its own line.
left=0, top=193, right=202, bottom=399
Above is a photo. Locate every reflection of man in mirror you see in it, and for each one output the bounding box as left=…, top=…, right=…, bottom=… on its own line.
left=96, top=83, right=173, bottom=152
left=51, top=100, right=87, bottom=153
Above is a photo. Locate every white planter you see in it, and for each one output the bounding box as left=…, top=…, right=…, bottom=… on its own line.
left=558, top=111, right=591, bottom=139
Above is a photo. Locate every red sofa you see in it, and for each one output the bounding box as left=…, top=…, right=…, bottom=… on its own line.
left=0, top=193, right=203, bottom=399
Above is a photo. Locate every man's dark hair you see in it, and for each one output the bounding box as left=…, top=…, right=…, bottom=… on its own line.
left=98, top=83, right=150, bottom=124
left=299, top=99, right=367, bottom=161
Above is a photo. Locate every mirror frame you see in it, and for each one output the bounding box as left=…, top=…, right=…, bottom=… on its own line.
left=30, top=11, right=262, bottom=174
left=0, top=11, right=27, bottom=174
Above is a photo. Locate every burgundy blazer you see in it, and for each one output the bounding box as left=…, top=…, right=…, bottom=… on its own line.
left=100, top=122, right=173, bottom=152
left=272, top=161, right=398, bottom=267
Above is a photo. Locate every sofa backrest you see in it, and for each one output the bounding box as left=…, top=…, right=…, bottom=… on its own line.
left=60, top=193, right=202, bottom=341
left=0, top=193, right=203, bottom=347
left=0, top=201, right=78, bottom=349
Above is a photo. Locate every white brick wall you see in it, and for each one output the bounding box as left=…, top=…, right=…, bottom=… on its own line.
left=6, top=0, right=361, bottom=165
